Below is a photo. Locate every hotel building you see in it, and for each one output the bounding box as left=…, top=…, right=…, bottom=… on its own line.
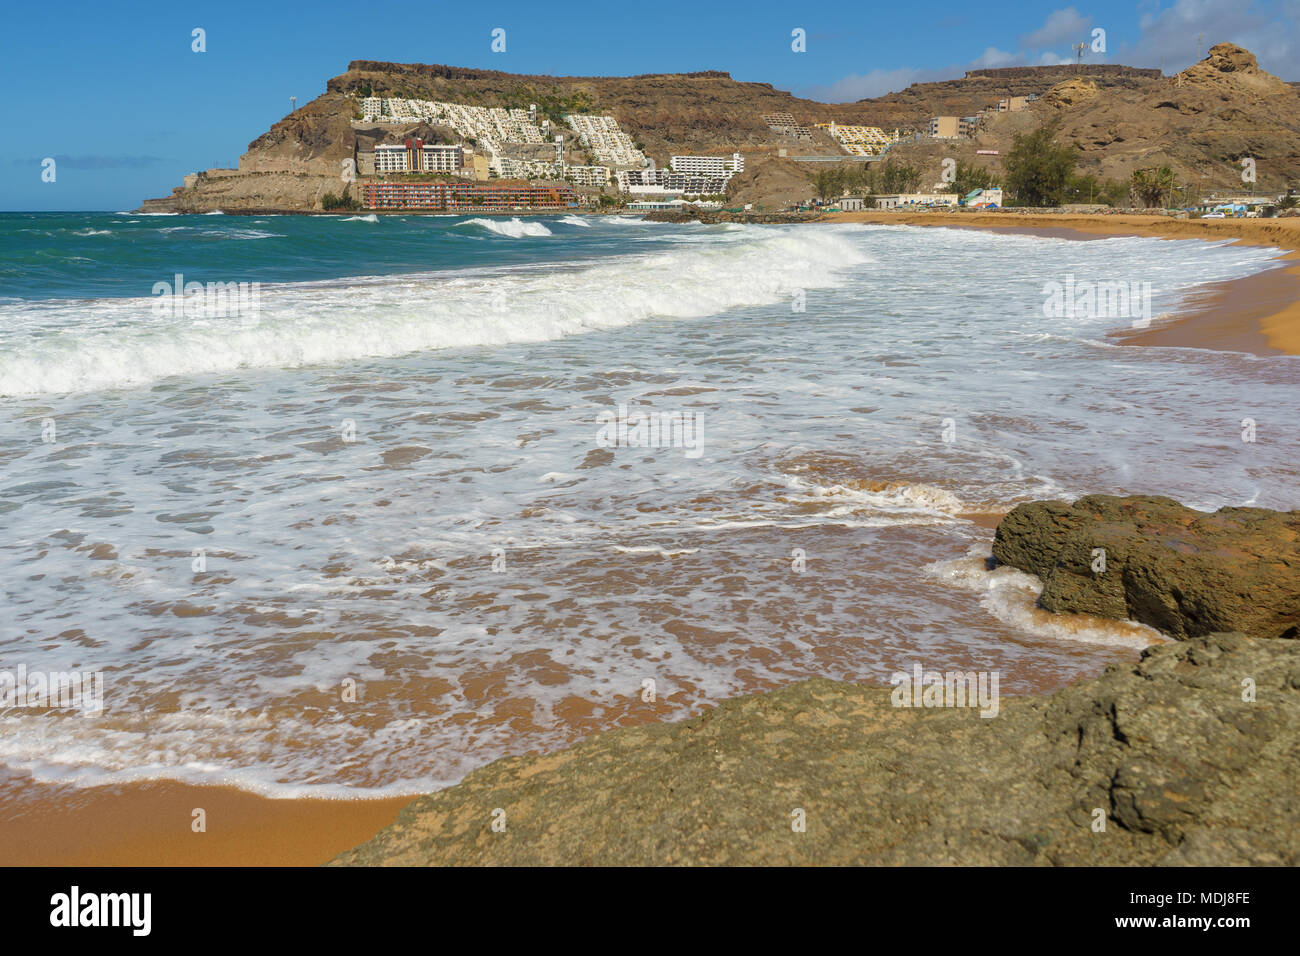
left=372, top=139, right=468, bottom=174
left=669, top=153, right=745, bottom=178
left=361, top=180, right=577, bottom=211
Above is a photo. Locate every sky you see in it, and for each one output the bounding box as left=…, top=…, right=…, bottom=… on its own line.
left=2, top=0, right=1298, bottom=210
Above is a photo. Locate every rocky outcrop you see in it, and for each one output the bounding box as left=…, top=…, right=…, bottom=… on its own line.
left=334, top=631, right=1299, bottom=865
left=993, top=495, right=1299, bottom=640
left=1042, top=78, right=1101, bottom=109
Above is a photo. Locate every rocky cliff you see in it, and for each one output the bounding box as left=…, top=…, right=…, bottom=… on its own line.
left=888, top=44, right=1300, bottom=193
left=139, top=45, right=1299, bottom=212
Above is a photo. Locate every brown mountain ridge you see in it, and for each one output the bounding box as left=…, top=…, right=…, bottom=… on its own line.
left=139, top=44, right=1298, bottom=212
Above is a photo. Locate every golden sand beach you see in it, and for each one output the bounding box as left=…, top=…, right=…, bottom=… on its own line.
left=6, top=212, right=1296, bottom=868
left=821, top=211, right=1300, bottom=356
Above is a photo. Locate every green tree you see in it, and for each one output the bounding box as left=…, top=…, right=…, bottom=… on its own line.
left=811, top=166, right=848, bottom=201
left=321, top=191, right=360, bottom=211
left=877, top=161, right=922, bottom=194
left=1130, top=166, right=1177, bottom=208
left=1004, top=125, right=1078, bottom=206
left=943, top=159, right=995, bottom=198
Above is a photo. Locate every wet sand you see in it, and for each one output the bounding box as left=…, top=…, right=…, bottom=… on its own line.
left=0, top=769, right=412, bottom=866
left=822, top=211, right=1300, bottom=356
left=11, top=211, right=1281, bottom=867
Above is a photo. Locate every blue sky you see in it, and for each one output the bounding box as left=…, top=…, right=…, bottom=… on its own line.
left=2, top=0, right=1297, bottom=210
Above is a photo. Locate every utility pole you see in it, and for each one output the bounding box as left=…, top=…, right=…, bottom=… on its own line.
left=290, top=96, right=297, bottom=113
left=1074, top=42, right=1086, bottom=69
left=1197, top=33, right=1203, bottom=60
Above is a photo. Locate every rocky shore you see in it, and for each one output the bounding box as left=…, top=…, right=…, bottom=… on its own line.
left=335, top=496, right=1298, bottom=866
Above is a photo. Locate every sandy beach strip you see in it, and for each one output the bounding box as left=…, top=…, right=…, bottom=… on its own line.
left=821, top=211, right=1300, bottom=357
left=0, top=769, right=411, bottom=866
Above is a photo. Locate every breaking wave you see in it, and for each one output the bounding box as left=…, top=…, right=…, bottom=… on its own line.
left=458, top=217, right=553, bottom=238
left=0, top=226, right=871, bottom=395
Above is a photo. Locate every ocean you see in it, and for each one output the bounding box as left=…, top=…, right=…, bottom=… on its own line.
left=1, top=210, right=1296, bottom=797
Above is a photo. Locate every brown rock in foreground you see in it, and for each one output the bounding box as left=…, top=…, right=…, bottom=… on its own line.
left=333, top=632, right=1299, bottom=866
left=992, top=495, right=1299, bottom=640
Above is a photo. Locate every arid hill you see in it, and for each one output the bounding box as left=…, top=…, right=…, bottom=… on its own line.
left=138, top=47, right=1296, bottom=212
left=883, top=44, right=1300, bottom=196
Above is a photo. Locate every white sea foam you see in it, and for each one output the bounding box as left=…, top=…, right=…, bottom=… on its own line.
left=72, top=228, right=112, bottom=237
left=199, top=227, right=283, bottom=240
left=0, top=226, right=869, bottom=396
left=459, top=217, right=553, bottom=237
left=341, top=213, right=380, bottom=223
left=924, top=550, right=1162, bottom=648
left=559, top=215, right=592, bottom=228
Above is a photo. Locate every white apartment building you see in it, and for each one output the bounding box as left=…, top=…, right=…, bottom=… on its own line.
left=565, top=165, right=610, bottom=187
left=565, top=114, right=646, bottom=168
left=420, top=144, right=465, bottom=173
left=372, top=142, right=467, bottom=175
left=669, top=153, right=745, bottom=178
left=662, top=171, right=728, bottom=195
left=374, top=144, right=408, bottom=172
left=361, top=97, right=383, bottom=120
left=617, top=168, right=665, bottom=191
left=498, top=157, right=564, bottom=180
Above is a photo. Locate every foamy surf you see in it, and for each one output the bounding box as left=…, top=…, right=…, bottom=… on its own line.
left=775, top=475, right=987, bottom=523
left=925, top=550, right=1163, bottom=648
left=459, top=217, right=553, bottom=237
left=341, top=213, right=379, bottom=223
left=0, top=225, right=869, bottom=396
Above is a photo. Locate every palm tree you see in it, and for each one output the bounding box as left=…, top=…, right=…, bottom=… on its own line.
left=1130, top=166, right=1177, bottom=208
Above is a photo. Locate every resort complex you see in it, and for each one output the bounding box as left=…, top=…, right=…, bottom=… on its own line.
left=359, top=180, right=576, bottom=211
left=351, top=93, right=761, bottom=208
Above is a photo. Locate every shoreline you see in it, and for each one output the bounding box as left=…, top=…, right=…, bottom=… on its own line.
left=8, top=210, right=1295, bottom=866
left=0, top=769, right=412, bottom=867
left=820, top=210, right=1300, bottom=357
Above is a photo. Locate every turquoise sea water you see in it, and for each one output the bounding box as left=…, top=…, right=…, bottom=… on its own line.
left=0, top=210, right=1296, bottom=796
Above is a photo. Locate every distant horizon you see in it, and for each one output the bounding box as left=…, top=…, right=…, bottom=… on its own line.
left=5, top=0, right=1299, bottom=210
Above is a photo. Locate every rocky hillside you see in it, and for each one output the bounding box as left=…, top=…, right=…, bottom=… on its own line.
left=857, top=63, right=1162, bottom=129
left=884, top=44, right=1300, bottom=194
left=138, top=46, right=1298, bottom=212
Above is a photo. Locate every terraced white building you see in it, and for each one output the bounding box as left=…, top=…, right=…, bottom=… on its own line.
left=669, top=153, right=745, bottom=178
left=563, top=114, right=646, bottom=168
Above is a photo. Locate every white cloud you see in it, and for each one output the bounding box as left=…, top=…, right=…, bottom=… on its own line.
left=804, top=8, right=1110, bottom=101
left=805, top=66, right=941, bottom=102
left=970, top=46, right=1019, bottom=69
left=803, top=0, right=1298, bottom=103
left=1020, top=7, right=1093, bottom=49
left=1122, top=0, right=1299, bottom=76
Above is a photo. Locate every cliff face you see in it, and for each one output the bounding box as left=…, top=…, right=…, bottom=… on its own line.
left=876, top=44, right=1300, bottom=195
left=140, top=92, right=361, bottom=213
left=138, top=46, right=1298, bottom=212
left=1046, top=44, right=1300, bottom=184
